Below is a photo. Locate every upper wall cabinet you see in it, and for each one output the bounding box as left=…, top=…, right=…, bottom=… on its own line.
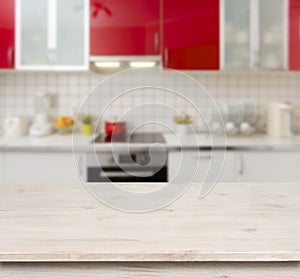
left=162, top=0, right=220, bottom=70
left=221, top=0, right=288, bottom=70
left=90, top=0, right=160, bottom=56
left=289, top=0, right=300, bottom=70
left=16, top=0, right=89, bottom=70
left=0, top=0, right=15, bottom=69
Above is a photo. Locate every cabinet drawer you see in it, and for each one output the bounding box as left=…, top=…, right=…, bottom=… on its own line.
left=236, top=151, right=300, bottom=182
left=168, top=151, right=235, bottom=183
left=0, top=152, right=4, bottom=183
left=4, top=152, right=82, bottom=185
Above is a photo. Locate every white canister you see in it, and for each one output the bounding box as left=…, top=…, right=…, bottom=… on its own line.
left=267, top=102, right=293, bottom=137
left=175, top=124, right=188, bottom=137
left=3, top=116, right=29, bottom=137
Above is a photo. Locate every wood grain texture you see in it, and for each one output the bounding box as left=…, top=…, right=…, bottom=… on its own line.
left=0, top=183, right=300, bottom=262
left=1, top=262, right=300, bottom=277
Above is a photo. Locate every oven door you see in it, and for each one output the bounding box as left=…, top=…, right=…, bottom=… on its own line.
left=87, top=166, right=167, bottom=182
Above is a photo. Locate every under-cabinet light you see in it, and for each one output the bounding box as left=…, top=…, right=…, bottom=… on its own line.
left=130, top=61, right=156, bottom=68
left=94, top=62, right=121, bottom=68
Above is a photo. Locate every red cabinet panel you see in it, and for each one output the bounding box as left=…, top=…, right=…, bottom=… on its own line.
left=162, top=0, right=219, bottom=70
left=90, top=0, right=160, bottom=55
left=289, top=0, right=300, bottom=70
left=0, top=0, right=15, bottom=69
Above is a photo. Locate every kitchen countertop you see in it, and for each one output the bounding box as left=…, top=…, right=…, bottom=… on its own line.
left=1, top=133, right=300, bottom=152
left=0, top=182, right=299, bottom=262
left=0, top=133, right=93, bottom=152
left=164, top=133, right=300, bottom=150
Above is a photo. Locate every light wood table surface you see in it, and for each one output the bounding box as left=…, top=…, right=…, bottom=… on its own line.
left=0, top=182, right=299, bottom=277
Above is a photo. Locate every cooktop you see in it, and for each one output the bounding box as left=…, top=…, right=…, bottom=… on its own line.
left=93, top=132, right=165, bottom=144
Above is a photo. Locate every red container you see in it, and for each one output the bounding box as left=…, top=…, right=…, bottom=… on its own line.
left=105, top=122, right=126, bottom=136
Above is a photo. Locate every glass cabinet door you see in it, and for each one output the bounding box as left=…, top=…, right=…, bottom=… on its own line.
left=18, top=0, right=48, bottom=66
left=222, top=0, right=287, bottom=70
left=258, top=0, right=287, bottom=69
left=222, top=0, right=251, bottom=69
left=56, top=0, right=87, bottom=68
left=16, top=0, right=88, bottom=70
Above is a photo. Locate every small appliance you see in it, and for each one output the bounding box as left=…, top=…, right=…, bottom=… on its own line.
left=3, top=116, right=29, bottom=137
left=29, top=92, right=54, bottom=137
left=267, top=102, right=293, bottom=137
left=105, top=121, right=126, bottom=136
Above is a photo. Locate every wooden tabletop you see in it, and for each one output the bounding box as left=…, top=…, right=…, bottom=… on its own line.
left=0, top=182, right=299, bottom=262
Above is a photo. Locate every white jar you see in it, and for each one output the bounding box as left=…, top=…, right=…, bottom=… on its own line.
left=175, top=124, right=188, bottom=137
left=4, top=116, right=29, bottom=137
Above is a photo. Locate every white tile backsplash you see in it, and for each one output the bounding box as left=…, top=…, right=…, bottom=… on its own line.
left=0, top=70, right=300, bottom=134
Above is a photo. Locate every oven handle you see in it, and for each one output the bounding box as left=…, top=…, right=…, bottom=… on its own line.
left=99, top=170, right=154, bottom=178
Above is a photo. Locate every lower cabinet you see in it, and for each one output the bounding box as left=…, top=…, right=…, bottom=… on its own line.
left=168, top=151, right=236, bottom=183
left=168, top=150, right=300, bottom=183
left=2, top=150, right=300, bottom=185
left=0, top=152, right=4, bottom=182
left=2, top=152, right=82, bottom=185
left=236, top=151, right=300, bottom=182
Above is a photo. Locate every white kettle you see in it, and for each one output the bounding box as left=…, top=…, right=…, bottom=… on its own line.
left=267, top=102, right=293, bottom=137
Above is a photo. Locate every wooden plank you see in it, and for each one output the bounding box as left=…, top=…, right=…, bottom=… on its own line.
left=0, top=183, right=299, bottom=262
left=0, top=262, right=300, bottom=277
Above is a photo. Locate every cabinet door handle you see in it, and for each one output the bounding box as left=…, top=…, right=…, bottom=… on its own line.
left=52, top=48, right=56, bottom=65
left=298, top=18, right=300, bottom=45
left=238, top=154, right=244, bottom=175
left=154, top=32, right=159, bottom=53
left=100, top=170, right=154, bottom=178
left=7, top=46, right=13, bottom=67
left=47, top=49, right=52, bottom=65
left=252, top=50, right=260, bottom=69
left=48, top=48, right=56, bottom=65
left=164, top=48, right=169, bottom=67
left=78, top=155, right=83, bottom=177
left=193, top=153, right=212, bottom=160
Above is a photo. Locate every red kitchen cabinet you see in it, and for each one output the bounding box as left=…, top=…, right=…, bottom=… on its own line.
left=289, top=0, right=300, bottom=70
left=162, top=0, right=219, bottom=70
left=0, top=0, right=15, bottom=68
left=90, top=0, right=161, bottom=55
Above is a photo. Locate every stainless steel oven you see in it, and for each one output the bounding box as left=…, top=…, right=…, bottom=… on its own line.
left=84, top=133, right=168, bottom=183
left=86, top=152, right=167, bottom=182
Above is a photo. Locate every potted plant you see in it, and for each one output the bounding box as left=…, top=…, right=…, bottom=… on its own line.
left=173, top=113, right=192, bottom=137
left=80, top=114, right=93, bottom=136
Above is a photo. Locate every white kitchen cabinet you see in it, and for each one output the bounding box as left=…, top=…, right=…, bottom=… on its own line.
left=0, top=152, right=4, bottom=183
left=16, top=0, right=89, bottom=70
left=220, top=0, right=288, bottom=70
left=3, top=152, right=82, bottom=185
left=168, top=151, right=236, bottom=183
left=169, top=150, right=300, bottom=184
left=235, top=151, right=300, bottom=182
